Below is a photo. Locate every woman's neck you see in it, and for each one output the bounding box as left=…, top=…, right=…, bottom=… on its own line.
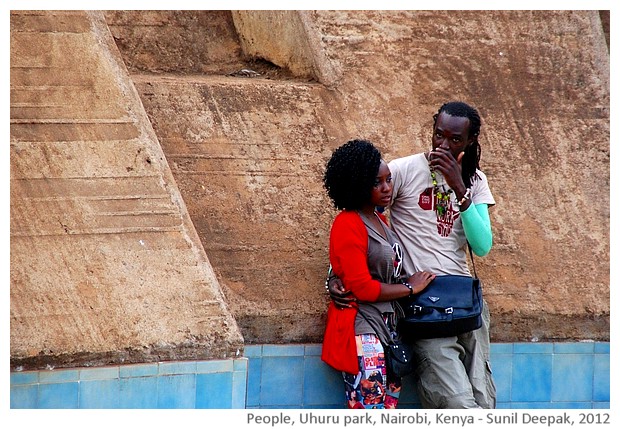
left=360, top=205, right=375, bottom=216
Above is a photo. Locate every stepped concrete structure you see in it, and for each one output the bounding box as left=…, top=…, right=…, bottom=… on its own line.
left=10, top=11, right=243, bottom=369
left=10, top=10, right=609, bottom=370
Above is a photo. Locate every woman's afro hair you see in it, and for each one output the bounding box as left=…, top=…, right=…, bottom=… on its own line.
left=323, top=139, right=381, bottom=211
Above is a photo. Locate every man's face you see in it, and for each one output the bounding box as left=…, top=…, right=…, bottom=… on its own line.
left=431, top=112, right=472, bottom=159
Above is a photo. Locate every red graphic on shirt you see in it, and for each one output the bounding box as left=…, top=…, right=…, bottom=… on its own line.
left=418, top=187, right=433, bottom=210
left=418, top=187, right=461, bottom=237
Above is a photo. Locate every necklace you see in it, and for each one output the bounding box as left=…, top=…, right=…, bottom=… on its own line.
left=430, top=169, right=452, bottom=216
left=361, top=210, right=387, bottom=239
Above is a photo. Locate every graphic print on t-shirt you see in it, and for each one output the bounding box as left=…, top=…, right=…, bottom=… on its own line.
left=391, top=242, right=403, bottom=279
left=418, top=187, right=461, bottom=238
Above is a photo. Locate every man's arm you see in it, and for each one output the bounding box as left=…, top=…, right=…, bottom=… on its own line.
left=460, top=203, right=492, bottom=256
left=327, top=274, right=356, bottom=309
left=327, top=269, right=435, bottom=308
left=324, top=265, right=356, bottom=308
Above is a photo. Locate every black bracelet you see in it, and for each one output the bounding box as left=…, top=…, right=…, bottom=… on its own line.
left=325, top=275, right=337, bottom=291
left=401, top=280, right=413, bottom=296
left=324, top=265, right=334, bottom=291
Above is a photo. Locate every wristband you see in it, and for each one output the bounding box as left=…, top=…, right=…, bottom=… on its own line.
left=324, top=266, right=334, bottom=291
left=401, top=280, right=413, bottom=296
left=455, top=188, right=471, bottom=208
left=325, top=275, right=337, bottom=291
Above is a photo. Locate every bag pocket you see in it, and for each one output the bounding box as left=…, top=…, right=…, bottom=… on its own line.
left=384, top=341, right=414, bottom=378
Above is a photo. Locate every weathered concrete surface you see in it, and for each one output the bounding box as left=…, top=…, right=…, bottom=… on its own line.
left=231, top=10, right=341, bottom=86
left=10, top=10, right=609, bottom=370
left=108, top=10, right=609, bottom=344
left=10, top=10, right=243, bottom=370
left=124, top=74, right=341, bottom=343
left=103, top=11, right=246, bottom=75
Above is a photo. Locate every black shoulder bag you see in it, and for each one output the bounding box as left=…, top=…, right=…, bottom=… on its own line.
left=397, top=245, right=483, bottom=340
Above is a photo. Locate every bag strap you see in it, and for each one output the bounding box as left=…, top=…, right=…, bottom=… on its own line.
left=467, top=243, right=478, bottom=279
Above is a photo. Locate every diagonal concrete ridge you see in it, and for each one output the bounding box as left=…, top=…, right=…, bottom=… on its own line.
left=10, top=10, right=243, bottom=369
left=105, top=10, right=351, bottom=343
left=129, top=72, right=343, bottom=343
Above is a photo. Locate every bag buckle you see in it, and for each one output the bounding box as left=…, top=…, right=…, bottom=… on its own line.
left=445, top=307, right=454, bottom=314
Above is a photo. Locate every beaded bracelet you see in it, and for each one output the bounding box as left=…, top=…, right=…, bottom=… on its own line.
left=455, top=188, right=471, bottom=208
left=324, top=265, right=334, bottom=292
left=401, top=280, right=413, bottom=296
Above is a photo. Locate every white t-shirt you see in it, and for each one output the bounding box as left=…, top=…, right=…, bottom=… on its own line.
left=388, top=153, right=495, bottom=276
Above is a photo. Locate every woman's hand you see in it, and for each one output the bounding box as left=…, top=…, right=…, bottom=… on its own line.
left=407, top=271, right=436, bottom=294
left=328, top=276, right=356, bottom=309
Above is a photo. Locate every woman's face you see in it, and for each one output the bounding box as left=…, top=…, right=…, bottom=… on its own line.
left=370, top=160, right=392, bottom=208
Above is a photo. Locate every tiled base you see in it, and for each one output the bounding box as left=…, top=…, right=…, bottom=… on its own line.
left=245, top=342, right=610, bottom=409
left=10, top=359, right=248, bottom=409
left=10, top=342, right=609, bottom=409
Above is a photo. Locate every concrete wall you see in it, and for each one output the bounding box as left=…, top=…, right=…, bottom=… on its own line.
left=10, top=10, right=609, bottom=369
left=10, top=10, right=243, bottom=370
left=110, top=10, right=609, bottom=344
left=231, top=10, right=340, bottom=86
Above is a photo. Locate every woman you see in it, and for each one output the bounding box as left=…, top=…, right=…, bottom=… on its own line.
left=320, top=139, right=435, bottom=409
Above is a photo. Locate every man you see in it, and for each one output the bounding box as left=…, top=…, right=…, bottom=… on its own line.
left=328, top=101, right=496, bottom=408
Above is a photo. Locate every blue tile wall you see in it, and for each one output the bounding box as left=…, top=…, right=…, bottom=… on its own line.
left=489, top=351, right=513, bottom=406
left=38, top=381, right=79, bottom=409
left=10, top=384, right=37, bottom=408
left=245, top=350, right=263, bottom=408
left=302, top=352, right=342, bottom=408
left=118, top=376, right=158, bottom=408
left=196, top=372, right=233, bottom=408
left=552, top=353, right=594, bottom=402
left=241, top=341, right=609, bottom=409
left=157, top=374, right=196, bottom=408
left=512, top=352, right=553, bottom=402
left=79, top=378, right=121, bottom=408
left=9, top=342, right=609, bottom=409
left=10, top=358, right=247, bottom=409
left=259, top=353, right=304, bottom=407
left=593, top=353, right=610, bottom=402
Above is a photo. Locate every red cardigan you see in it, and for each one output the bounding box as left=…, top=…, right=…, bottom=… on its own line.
left=321, top=210, right=384, bottom=374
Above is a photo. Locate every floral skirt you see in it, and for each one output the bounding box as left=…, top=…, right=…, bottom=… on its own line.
left=342, top=333, right=402, bottom=409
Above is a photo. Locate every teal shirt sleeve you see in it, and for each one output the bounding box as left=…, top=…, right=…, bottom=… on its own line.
left=460, top=203, right=493, bottom=256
